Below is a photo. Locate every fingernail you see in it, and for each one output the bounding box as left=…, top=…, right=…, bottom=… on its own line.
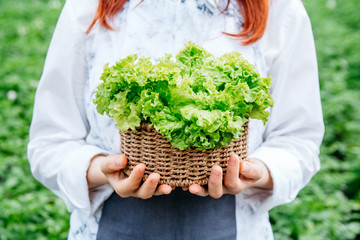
left=191, top=186, right=199, bottom=194
left=229, top=156, right=236, bottom=166
left=241, top=162, right=249, bottom=173
left=212, top=168, right=221, bottom=178
left=116, top=156, right=123, bottom=167
left=164, top=186, right=172, bottom=194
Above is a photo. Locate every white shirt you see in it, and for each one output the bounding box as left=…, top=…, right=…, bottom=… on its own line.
left=27, top=0, right=324, bottom=239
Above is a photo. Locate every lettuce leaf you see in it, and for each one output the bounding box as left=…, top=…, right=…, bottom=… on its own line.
left=93, top=41, right=273, bottom=150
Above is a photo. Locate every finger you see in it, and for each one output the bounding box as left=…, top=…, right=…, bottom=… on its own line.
left=189, top=184, right=208, bottom=197
left=244, top=159, right=273, bottom=190
left=182, top=186, right=189, bottom=191
left=101, top=154, right=127, bottom=175
left=115, top=164, right=145, bottom=197
left=136, top=173, right=161, bottom=199
left=154, top=184, right=173, bottom=196
left=240, top=160, right=263, bottom=181
left=208, top=165, right=224, bottom=199
left=224, top=153, right=242, bottom=193
left=125, top=163, right=146, bottom=189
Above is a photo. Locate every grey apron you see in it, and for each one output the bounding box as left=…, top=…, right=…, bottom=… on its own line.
left=97, top=187, right=236, bottom=240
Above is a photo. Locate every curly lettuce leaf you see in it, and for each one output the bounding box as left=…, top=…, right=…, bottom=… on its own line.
left=93, top=41, right=273, bottom=150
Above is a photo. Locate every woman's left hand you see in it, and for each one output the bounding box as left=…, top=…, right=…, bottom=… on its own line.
left=184, top=153, right=273, bottom=198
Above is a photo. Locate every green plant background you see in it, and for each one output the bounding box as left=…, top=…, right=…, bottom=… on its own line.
left=0, top=0, right=359, bottom=239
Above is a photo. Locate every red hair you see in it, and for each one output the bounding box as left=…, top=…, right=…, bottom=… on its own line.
left=86, top=0, right=269, bottom=45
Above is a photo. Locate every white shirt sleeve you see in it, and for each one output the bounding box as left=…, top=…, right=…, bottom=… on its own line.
left=27, top=1, right=111, bottom=217
left=242, top=0, right=324, bottom=213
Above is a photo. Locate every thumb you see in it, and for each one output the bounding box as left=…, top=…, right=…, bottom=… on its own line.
left=101, top=154, right=127, bottom=175
left=240, top=159, right=263, bottom=181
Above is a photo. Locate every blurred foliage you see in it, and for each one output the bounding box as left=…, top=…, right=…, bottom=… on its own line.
left=0, top=0, right=70, bottom=239
left=270, top=0, right=360, bottom=239
left=0, top=0, right=359, bottom=239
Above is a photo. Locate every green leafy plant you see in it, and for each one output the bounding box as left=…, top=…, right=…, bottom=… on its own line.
left=94, top=42, right=273, bottom=150
left=269, top=1, right=360, bottom=239
left=0, top=1, right=70, bottom=239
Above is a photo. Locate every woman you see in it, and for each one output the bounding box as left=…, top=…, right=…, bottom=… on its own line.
left=28, top=0, right=324, bottom=239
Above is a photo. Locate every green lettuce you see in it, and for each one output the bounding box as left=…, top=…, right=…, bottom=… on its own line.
left=93, top=41, right=273, bottom=150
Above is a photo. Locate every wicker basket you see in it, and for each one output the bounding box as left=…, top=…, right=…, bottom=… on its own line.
left=120, top=122, right=249, bottom=187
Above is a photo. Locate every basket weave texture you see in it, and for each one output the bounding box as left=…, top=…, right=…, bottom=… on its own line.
left=120, top=122, right=249, bottom=187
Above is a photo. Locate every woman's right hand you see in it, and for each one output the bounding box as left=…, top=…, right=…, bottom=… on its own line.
left=87, top=154, right=173, bottom=199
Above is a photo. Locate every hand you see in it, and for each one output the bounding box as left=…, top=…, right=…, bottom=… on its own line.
left=184, top=153, right=273, bottom=198
left=87, top=154, right=173, bottom=199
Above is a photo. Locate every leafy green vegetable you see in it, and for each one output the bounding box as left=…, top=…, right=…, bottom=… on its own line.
left=94, top=41, right=273, bottom=150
